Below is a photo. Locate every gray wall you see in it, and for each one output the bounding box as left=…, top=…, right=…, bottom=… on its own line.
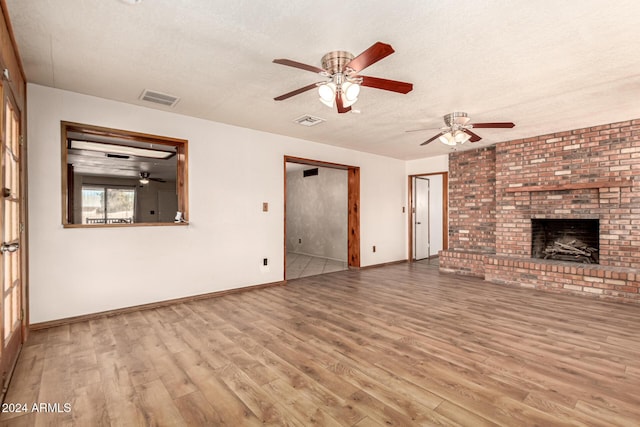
left=286, top=166, right=347, bottom=261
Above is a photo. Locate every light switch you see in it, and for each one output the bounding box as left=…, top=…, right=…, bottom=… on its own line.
left=263, top=202, right=268, bottom=212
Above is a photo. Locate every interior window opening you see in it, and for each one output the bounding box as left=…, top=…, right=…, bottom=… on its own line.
left=61, top=121, right=188, bottom=227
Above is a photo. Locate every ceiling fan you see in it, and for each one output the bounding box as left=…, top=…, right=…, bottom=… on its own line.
left=412, top=112, right=515, bottom=146
left=273, top=41, right=413, bottom=113
left=139, top=171, right=165, bottom=184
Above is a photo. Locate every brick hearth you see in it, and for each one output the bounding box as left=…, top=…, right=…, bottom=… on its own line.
left=440, top=118, right=640, bottom=303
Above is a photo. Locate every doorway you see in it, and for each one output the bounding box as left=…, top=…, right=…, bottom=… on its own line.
left=409, top=172, right=448, bottom=262
left=284, top=156, right=360, bottom=280
left=413, top=177, right=431, bottom=260
left=0, top=88, right=24, bottom=397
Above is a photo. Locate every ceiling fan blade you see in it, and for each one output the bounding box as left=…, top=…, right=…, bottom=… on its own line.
left=420, top=132, right=445, bottom=146
left=344, top=42, right=395, bottom=73
left=471, top=122, right=515, bottom=128
left=272, top=59, right=326, bottom=74
left=359, top=76, right=413, bottom=94
left=335, top=91, right=352, bottom=114
left=274, top=82, right=320, bottom=101
left=464, top=129, right=482, bottom=142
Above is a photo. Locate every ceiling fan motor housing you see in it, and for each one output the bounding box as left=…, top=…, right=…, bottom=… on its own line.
left=444, top=112, right=470, bottom=128
left=321, top=51, right=355, bottom=75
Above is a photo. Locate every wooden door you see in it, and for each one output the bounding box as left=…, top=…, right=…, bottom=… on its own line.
left=0, top=88, right=23, bottom=390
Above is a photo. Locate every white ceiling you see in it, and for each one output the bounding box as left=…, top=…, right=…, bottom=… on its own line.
left=7, top=0, right=640, bottom=160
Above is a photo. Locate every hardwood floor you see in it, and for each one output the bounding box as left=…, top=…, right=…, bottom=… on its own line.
left=2, top=262, right=640, bottom=426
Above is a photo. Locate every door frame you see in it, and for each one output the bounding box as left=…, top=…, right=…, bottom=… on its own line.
left=408, top=172, right=448, bottom=262
left=0, top=1, right=29, bottom=403
left=284, top=156, right=360, bottom=280
left=413, top=176, right=431, bottom=261
left=0, top=81, right=25, bottom=401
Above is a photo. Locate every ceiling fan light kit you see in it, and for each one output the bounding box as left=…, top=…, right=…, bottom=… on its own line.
left=318, top=78, right=361, bottom=109
left=139, top=171, right=150, bottom=184
left=317, top=51, right=362, bottom=109
left=273, top=42, right=413, bottom=114
left=439, top=130, right=471, bottom=146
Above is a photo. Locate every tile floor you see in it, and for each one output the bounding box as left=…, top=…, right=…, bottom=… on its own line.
left=286, top=252, right=349, bottom=279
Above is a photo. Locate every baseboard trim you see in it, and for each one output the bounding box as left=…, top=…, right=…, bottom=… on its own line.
left=357, top=259, right=408, bottom=270
left=29, top=280, right=286, bottom=331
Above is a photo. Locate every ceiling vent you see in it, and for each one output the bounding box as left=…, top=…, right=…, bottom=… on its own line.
left=293, top=114, right=325, bottom=127
left=139, top=89, right=180, bottom=107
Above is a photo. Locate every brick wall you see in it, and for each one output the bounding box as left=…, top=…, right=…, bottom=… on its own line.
left=439, top=147, right=496, bottom=277
left=441, top=118, right=640, bottom=303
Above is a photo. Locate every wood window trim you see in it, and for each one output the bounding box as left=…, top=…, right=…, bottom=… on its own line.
left=61, top=121, right=189, bottom=228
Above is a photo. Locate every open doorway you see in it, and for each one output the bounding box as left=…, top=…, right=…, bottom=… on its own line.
left=284, top=156, right=360, bottom=280
left=408, top=172, right=448, bottom=262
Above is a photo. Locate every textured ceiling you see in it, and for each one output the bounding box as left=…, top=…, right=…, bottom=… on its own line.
left=6, top=0, right=640, bottom=160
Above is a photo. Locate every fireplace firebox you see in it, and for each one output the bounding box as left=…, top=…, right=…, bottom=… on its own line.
left=531, top=219, right=599, bottom=264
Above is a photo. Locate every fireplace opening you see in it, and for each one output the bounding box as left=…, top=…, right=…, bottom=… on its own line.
left=531, top=219, right=599, bottom=264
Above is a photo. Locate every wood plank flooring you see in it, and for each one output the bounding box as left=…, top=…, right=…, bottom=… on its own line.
left=2, top=262, right=640, bottom=426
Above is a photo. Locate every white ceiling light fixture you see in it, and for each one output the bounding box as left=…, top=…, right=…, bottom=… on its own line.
left=438, top=130, right=471, bottom=146
left=318, top=82, right=336, bottom=108
left=70, top=140, right=175, bottom=159
left=139, top=172, right=150, bottom=184
left=342, top=81, right=360, bottom=104
left=317, top=72, right=361, bottom=110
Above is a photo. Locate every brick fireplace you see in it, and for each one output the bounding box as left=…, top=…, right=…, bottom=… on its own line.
left=440, top=118, right=640, bottom=303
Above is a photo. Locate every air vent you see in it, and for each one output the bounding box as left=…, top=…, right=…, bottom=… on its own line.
left=303, top=168, right=319, bottom=177
left=139, top=89, right=180, bottom=107
left=293, top=115, right=325, bottom=127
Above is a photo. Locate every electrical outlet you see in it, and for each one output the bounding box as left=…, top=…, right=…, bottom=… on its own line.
left=373, top=245, right=376, bottom=253
left=263, top=258, right=268, bottom=266
left=298, top=238, right=302, bottom=244
left=262, top=202, right=268, bottom=212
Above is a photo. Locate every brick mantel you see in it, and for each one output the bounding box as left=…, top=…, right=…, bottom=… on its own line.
left=503, top=177, right=633, bottom=193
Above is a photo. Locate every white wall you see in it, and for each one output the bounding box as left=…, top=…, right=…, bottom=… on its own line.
left=27, top=84, right=408, bottom=322
left=406, top=155, right=449, bottom=176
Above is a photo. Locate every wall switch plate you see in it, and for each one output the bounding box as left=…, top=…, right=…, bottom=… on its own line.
left=262, top=202, right=268, bottom=212
left=373, top=245, right=376, bottom=253
left=263, top=258, right=268, bottom=266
